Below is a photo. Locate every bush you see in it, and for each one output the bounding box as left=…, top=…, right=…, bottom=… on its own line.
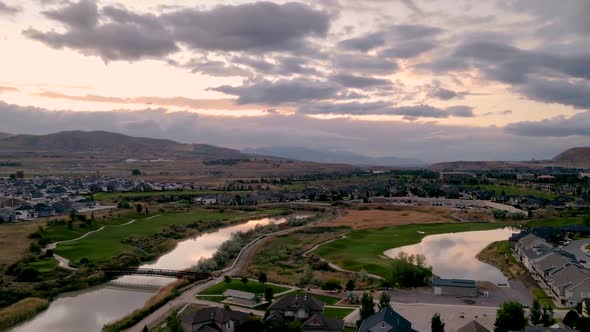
left=322, top=279, right=342, bottom=291
left=389, top=252, right=432, bottom=288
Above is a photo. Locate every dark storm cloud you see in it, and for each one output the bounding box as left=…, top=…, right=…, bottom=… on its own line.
left=161, top=2, right=330, bottom=52
left=24, top=1, right=330, bottom=61
left=516, top=77, right=590, bottom=110
left=505, top=111, right=590, bottom=137
left=298, top=101, right=474, bottom=118
left=0, top=1, right=20, bottom=16
left=211, top=78, right=342, bottom=105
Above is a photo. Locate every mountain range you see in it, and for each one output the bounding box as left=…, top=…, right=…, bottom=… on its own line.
left=243, top=146, right=425, bottom=167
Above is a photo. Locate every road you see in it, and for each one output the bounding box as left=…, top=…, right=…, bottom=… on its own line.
left=565, top=238, right=590, bottom=268
left=125, top=210, right=341, bottom=331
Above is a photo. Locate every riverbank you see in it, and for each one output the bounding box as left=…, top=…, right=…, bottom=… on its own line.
left=0, top=298, right=49, bottom=331
left=1, top=208, right=291, bottom=331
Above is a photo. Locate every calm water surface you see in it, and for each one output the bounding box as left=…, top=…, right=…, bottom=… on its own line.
left=11, top=215, right=289, bottom=332
left=384, top=228, right=517, bottom=285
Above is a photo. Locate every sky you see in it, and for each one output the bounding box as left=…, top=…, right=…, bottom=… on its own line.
left=0, top=0, right=589, bottom=162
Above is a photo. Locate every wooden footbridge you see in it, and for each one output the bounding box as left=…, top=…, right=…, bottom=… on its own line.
left=99, top=268, right=211, bottom=280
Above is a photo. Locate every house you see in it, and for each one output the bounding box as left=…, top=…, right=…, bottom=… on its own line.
left=432, top=278, right=478, bottom=297
left=0, top=197, right=27, bottom=209
left=581, top=298, right=590, bottom=317
left=439, top=172, right=476, bottom=182
left=458, top=320, right=490, bottom=332
left=0, top=208, right=16, bottom=222
left=580, top=173, right=590, bottom=179
left=179, top=306, right=252, bottom=332
left=222, top=289, right=257, bottom=307
left=15, top=204, right=37, bottom=221
left=34, top=203, right=55, bottom=217
left=358, top=307, right=416, bottom=332
left=266, top=294, right=344, bottom=332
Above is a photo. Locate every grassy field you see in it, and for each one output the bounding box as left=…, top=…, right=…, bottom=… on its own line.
left=0, top=221, right=42, bottom=265
left=314, top=222, right=508, bottom=278
left=526, top=217, right=586, bottom=228
left=0, top=297, right=49, bottom=330
left=54, top=209, right=277, bottom=264
left=199, top=279, right=289, bottom=295
left=324, top=307, right=355, bottom=319
left=467, top=184, right=555, bottom=200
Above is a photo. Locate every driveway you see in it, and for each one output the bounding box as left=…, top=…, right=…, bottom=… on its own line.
left=565, top=239, right=590, bottom=268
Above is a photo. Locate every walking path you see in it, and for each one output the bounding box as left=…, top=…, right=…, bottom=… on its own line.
left=43, top=215, right=161, bottom=270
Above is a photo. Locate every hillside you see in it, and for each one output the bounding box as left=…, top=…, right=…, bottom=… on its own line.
left=0, top=132, right=12, bottom=139
left=429, top=160, right=544, bottom=171
left=0, top=131, right=244, bottom=159
left=244, top=146, right=425, bottom=167
left=553, top=147, right=590, bottom=166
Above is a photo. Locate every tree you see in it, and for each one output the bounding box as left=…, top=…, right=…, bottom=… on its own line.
left=346, top=279, right=355, bottom=291
left=494, top=301, right=527, bottom=332
left=541, top=306, right=555, bottom=327
left=258, top=272, right=267, bottom=284
left=136, top=204, right=143, bottom=214
left=67, top=218, right=73, bottom=230
left=322, top=279, right=342, bottom=291
left=360, top=293, right=375, bottom=321
left=264, top=287, right=274, bottom=303
left=131, top=169, right=142, bottom=176
left=224, top=275, right=232, bottom=284
left=563, top=310, right=579, bottom=329
left=142, top=326, right=148, bottom=332
left=167, top=312, right=181, bottom=332
left=237, top=318, right=265, bottom=332
left=431, top=313, right=445, bottom=332
left=241, top=276, right=248, bottom=285
left=529, top=299, right=542, bottom=326
left=378, top=292, right=391, bottom=311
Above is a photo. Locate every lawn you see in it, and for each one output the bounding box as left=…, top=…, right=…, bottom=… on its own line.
left=290, top=291, right=341, bottom=305
left=526, top=217, right=586, bottom=228
left=467, top=184, right=555, bottom=200
left=199, top=279, right=289, bottom=295
left=324, top=307, right=355, bottom=319
left=40, top=213, right=146, bottom=243
left=532, top=288, right=555, bottom=308
left=314, top=222, right=508, bottom=278
left=54, top=210, right=275, bottom=264
left=27, top=258, right=59, bottom=273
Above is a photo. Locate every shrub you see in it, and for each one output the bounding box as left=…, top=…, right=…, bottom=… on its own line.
left=0, top=298, right=49, bottom=330
left=322, top=279, right=342, bottom=291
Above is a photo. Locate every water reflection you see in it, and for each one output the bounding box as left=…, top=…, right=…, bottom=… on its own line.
left=383, top=228, right=517, bottom=285
left=11, top=216, right=288, bottom=332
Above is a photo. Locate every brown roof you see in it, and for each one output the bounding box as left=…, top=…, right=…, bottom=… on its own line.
left=458, top=320, right=491, bottom=332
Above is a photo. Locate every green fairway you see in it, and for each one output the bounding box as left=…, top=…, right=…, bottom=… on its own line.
left=526, top=217, right=586, bottom=228
left=27, top=258, right=59, bottom=273
left=314, top=222, right=508, bottom=278
left=199, top=279, right=289, bottom=295
left=467, top=184, right=555, bottom=200
left=40, top=213, right=146, bottom=243
left=53, top=210, right=275, bottom=264
left=324, top=307, right=355, bottom=319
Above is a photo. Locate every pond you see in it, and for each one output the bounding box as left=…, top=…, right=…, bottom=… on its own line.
left=383, top=228, right=517, bottom=285
left=11, top=215, right=290, bottom=332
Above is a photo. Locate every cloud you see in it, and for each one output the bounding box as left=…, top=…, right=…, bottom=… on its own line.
left=161, top=2, right=330, bottom=52
left=330, top=73, right=392, bottom=89
left=211, top=78, right=343, bottom=105
left=379, top=40, right=437, bottom=59
left=24, top=2, right=178, bottom=61
left=516, top=77, right=590, bottom=110
left=505, top=111, right=590, bottom=137
left=332, top=53, right=398, bottom=74
left=337, top=32, right=385, bottom=52
left=0, top=1, right=20, bottom=16
left=298, top=101, right=474, bottom=118
left=24, top=1, right=330, bottom=61
left=0, top=86, right=18, bottom=93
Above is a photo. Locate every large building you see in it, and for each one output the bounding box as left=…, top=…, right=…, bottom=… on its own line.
left=432, top=278, right=478, bottom=297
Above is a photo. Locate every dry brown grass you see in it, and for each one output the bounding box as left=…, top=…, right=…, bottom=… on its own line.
left=0, top=221, right=46, bottom=265
left=320, top=206, right=455, bottom=230
left=0, top=297, right=49, bottom=330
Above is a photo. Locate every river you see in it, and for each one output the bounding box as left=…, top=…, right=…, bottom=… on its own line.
left=384, top=228, right=517, bottom=285
left=11, top=215, right=290, bottom=332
